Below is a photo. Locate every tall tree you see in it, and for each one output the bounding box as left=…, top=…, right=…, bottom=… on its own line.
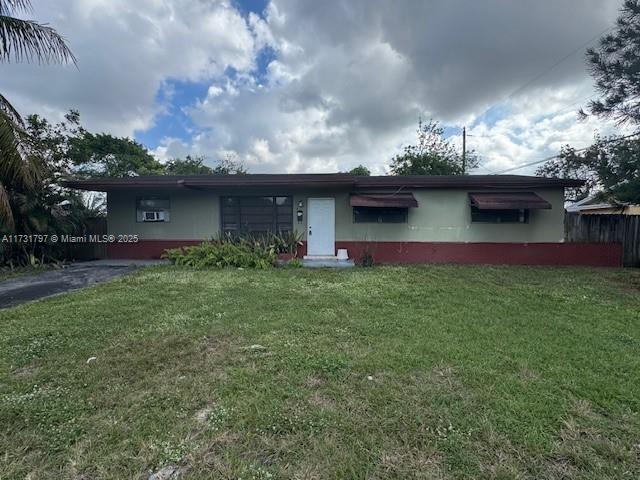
left=540, top=2, right=640, bottom=203
left=581, top=0, right=640, bottom=125
left=536, top=134, right=640, bottom=203
left=0, top=0, right=75, bottom=230
left=389, top=119, right=477, bottom=175
left=27, top=110, right=164, bottom=178
left=68, top=132, right=164, bottom=177
left=346, top=165, right=371, bottom=176
left=212, top=153, right=247, bottom=175
left=165, top=155, right=214, bottom=175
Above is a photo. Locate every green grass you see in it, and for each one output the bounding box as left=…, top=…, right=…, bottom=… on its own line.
left=1, top=265, right=639, bottom=479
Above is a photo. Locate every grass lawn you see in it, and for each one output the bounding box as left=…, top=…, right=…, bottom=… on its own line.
left=1, top=265, right=639, bottom=479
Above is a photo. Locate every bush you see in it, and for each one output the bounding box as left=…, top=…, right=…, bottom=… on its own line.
left=270, top=230, right=304, bottom=256
left=163, top=235, right=277, bottom=269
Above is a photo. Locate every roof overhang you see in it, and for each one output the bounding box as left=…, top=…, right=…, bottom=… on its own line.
left=350, top=193, right=418, bottom=208
left=469, top=192, right=552, bottom=210
left=62, top=174, right=585, bottom=192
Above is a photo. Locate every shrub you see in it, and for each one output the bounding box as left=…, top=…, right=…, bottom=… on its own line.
left=163, top=236, right=277, bottom=269
left=270, top=230, right=304, bottom=256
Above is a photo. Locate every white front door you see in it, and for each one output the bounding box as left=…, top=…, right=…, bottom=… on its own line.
left=307, top=198, right=335, bottom=256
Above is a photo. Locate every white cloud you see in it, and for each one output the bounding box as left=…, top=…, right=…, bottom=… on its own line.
left=0, top=0, right=259, bottom=135
left=0, top=0, right=625, bottom=174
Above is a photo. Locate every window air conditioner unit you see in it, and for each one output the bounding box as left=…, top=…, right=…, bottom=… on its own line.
left=143, top=211, right=165, bottom=222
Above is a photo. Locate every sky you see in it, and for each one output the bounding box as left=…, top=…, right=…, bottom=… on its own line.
left=0, top=0, right=629, bottom=175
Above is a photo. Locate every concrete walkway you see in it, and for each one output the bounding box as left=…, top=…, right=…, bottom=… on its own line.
left=0, top=263, right=144, bottom=310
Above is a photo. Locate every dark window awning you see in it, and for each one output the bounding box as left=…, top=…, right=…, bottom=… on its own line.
left=469, top=192, right=551, bottom=210
left=350, top=193, right=418, bottom=208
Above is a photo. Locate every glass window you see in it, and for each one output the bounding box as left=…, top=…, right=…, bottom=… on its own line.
left=470, top=207, right=528, bottom=223
left=136, top=197, right=170, bottom=222
left=353, top=207, right=407, bottom=223
left=222, top=196, right=292, bottom=235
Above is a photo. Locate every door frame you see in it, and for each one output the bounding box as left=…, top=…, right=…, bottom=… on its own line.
left=306, top=197, right=336, bottom=256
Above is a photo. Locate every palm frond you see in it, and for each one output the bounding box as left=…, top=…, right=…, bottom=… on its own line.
left=0, top=110, right=39, bottom=188
left=0, top=181, right=14, bottom=231
left=0, top=15, right=76, bottom=64
left=0, top=1, right=32, bottom=17
left=0, top=91, right=23, bottom=126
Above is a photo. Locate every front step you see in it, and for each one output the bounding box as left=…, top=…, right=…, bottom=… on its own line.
left=302, top=256, right=355, bottom=268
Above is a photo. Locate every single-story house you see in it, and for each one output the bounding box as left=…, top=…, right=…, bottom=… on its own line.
left=64, top=174, right=622, bottom=266
left=566, top=195, right=640, bottom=215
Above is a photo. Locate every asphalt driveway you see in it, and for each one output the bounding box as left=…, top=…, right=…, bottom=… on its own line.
left=0, top=264, right=138, bottom=309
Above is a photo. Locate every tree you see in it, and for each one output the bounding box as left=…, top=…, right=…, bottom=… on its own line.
left=346, top=165, right=371, bottom=176
left=581, top=0, right=640, bottom=125
left=389, top=119, right=477, bottom=175
left=536, top=134, right=640, bottom=203
left=26, top=110, right=165, bottom=178
left=212, top=153, right=247, bottom=175
left=165, top=155, right=214, bottom=175
left=539, top=2, right=640, bottom=203
left=0, top=0, right=75, bottom=230
left=68, top=132, right=164, bottom=177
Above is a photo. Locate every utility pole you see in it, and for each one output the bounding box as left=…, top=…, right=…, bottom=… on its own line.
left=462, top=126, right=466, bottom=174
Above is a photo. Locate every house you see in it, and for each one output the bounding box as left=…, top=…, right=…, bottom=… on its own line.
left=566, top=195, right=640, bottom=215
left=64, top=174, right=622, bottom=266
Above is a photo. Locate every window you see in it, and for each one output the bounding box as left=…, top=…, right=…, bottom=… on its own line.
left=353, top=206, right=408, bottom=223
left=222, top=196, right=293, bottom=235
left=470, top=207, right=528, bottom=223
left=136, top=197, right=170, bottom=222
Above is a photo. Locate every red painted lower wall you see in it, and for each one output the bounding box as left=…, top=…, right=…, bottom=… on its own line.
left=109, top=240, right=622, bottom=267
left=330, top=241, right=622, bottom=267
left=108, top=240, right=201, bottom=260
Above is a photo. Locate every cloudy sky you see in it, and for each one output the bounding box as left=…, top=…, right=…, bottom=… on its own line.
left=0, top=0, right=628, bottom=174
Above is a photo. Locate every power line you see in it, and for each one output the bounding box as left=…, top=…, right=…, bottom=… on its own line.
left=469, top=24, right=615, bottom=174
left=502, top=25, right=614, bottom=103
left=492, top=131, right=640, bottom=174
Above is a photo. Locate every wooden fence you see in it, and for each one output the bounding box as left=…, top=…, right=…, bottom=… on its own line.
left=65, top=217, right=107, bottom=261
left=565, top=213, right=640, bottom=267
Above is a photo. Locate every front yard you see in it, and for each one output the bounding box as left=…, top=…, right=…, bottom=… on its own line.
left=0, top=265, right=639, bottom=479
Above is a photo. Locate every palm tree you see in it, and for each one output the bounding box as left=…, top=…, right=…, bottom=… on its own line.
left=0, top=0, right=75, bottom=230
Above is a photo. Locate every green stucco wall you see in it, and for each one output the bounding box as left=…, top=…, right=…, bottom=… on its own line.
left=331, top=188, right=565, bottom=243
left=107, top=187, right=565, bottom=243
left=107, top=190, right=219, bottom=240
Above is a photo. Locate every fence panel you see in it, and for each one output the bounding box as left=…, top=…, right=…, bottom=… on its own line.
left=565, top=213, right=639, bottom=267
left=65, top=217, right=107, bottom=261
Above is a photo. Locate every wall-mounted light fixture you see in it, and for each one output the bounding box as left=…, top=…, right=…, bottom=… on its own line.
left=297, top=200, right=304, bottom=223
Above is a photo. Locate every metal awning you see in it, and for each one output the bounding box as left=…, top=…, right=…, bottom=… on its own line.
left=350, top=193, right=418, bottom=208
left=469, top=192, right=551, bottom=210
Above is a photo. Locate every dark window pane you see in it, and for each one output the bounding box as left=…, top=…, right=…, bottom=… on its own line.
left=222, top=196, right=293, bottom=234
left=470, top=207, right=528, bottom=223
left=353, top=207, right=407, bottom=223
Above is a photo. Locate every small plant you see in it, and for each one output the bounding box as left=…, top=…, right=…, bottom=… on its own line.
left=360, top=250, right=374, bottom=267
left=206, top=405, right=234, bottom=431
left=288, top=257, right=303, bottom=268
left=271, top=230, right=304, bottom=256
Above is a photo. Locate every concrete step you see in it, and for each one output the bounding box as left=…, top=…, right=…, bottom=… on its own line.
left=302, top=257, right=355, bottom=268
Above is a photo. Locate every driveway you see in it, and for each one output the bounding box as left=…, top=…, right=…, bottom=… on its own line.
left=0, top=264, right=140, bottom=309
